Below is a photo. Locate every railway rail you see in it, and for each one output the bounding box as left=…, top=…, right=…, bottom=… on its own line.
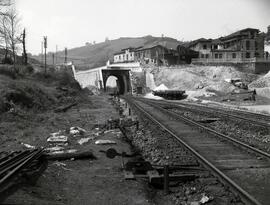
left=124, top=96, right=270, bottom=205
left=0, top=149, right=44, bottom=192
left=140, top=97, right=270, bottom=128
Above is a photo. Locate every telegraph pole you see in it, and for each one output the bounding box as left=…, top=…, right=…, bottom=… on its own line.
left=44, top=36, right=47, bottom=74
left=55, top=45, right=58, bottom=65
left=64, top=47, right=67, bottom=64
left=52, top=53, right=55, bottom=65
left=41, top=41, right=43, bottom=65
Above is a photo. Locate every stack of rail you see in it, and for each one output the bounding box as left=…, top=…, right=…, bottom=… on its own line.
left=152, top=90, right=186, bottom=100
left=0, top=149, right=44, bottom=191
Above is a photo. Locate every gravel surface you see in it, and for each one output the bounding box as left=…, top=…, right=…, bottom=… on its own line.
left=169, top=107, right=270, bottom=153
left=117, top=97, right=244, bottom=205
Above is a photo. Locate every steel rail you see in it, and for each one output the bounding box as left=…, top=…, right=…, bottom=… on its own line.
left=0, top=151, right=32, bottom=171
left=126, top=97, right=263, bottom=205
left=146, top=100, right=270, bottom=159
left=0, top=149, right=44, bottom=187
left=141, top=98, right=270, bottom=128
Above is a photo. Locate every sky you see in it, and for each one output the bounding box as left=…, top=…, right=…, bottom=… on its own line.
left=15, top=0, right=270, bottom=55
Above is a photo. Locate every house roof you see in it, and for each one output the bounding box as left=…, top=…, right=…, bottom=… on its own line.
left=135, top=40, right=179, bottom=52
left=220, top=28, right=260, bottom=41
left=187, top=38, right=212, bottom=47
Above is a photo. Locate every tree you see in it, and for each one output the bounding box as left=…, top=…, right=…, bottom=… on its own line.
left=0, top=13, right=10, bottom=62
left=0, top=0, right=12, bottom=62
left=1, top=9, right=22, bottom=71
left=0, top=0, right=11, bottom=7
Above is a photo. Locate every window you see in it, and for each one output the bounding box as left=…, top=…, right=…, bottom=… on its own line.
left=246, top=40, right=250, bottom=50
left=201, top=54, right=204, bottom=58
left=205, top=54, right=209, bottom=58
left=255, top=52, right=260, bottom=57
left=255, top=42, right=258, bottom=50
left=246, top=52, right=250, bottom=58
left=213, top=45, right=218, bottom=49
left=215, top=53, right=218, bottom=59
left=219, top=53, right=223, bottom=59
left=232, top=53, right=236, bottom=58
left=203, top=44, right=207, bottom=49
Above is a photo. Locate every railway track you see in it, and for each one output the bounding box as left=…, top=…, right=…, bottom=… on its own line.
left=140, top=98, right=270, bottom=128
left=125, top=96, right=270, bottom=205
left=0, top=149, right=44, bottom=192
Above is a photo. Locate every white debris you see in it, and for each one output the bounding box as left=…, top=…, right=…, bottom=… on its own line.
left=49, top=149, right=77, bottom=155
left=67, top=149, right=77, bottom=153
left=77, top=137, right=92, bottom=145
left=70, top=127, right=86, bottom=136
left=95, top=140, right=116, bottom=145
left=45, top=146, right=64, bottom=152
left=70, top=129, right=80, bottom=135
left=47, top=135, right=68, bottom=143
left=144, top=93, right=164, bottom=100
left=21, top=143, right=35, bottom=149
left=199, top=193, right=213, bottom=204
left=53, top=162, right=66, bottom=167
left=153, top=84, right=168, bottom=91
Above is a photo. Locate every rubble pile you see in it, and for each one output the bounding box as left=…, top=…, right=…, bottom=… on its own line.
left=249, top=71, right=270, bottom=98
left=144, top=65, right=259, bottom=99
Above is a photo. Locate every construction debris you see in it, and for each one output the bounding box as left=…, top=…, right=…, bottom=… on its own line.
left=199, top=193, right=213, bottom=204
left=21, top=143, right=35, bottom=149
left=77, top=137, right=93, bottom=145
left=70, top=126, right=86, bottom=136
left=47, top=134, right=68, bottom=143
left=45, top=146, right=64, bottom=152
left=95, top=140, right=116, bottom=145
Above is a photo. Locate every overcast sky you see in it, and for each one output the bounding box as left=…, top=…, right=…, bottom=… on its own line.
left=15, top=0, right=270, bottom=55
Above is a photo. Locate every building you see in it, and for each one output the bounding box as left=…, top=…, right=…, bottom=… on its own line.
left=134, top=43, right=178, bottom=66
left=113, top=41, right=194, bottom=66
left=188, top=38, right=212, bottom=59
left=176, top=45, right=199, bottom=64
left=190, top=28, right=265, bottom=63
left=113, top=47, right=136, bottom=63
left=266, top=25, right=270, bottom=42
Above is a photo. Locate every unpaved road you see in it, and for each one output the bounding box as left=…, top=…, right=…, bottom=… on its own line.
left=1, top=95, right=162, bottom=205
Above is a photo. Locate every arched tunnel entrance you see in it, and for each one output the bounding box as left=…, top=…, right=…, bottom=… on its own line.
left=102, top=69, right=131, bottom=95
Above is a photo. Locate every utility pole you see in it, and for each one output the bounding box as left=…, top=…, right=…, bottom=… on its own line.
left=44, top=36, right=47, bottom=74
left=41, top=41, right=43, bottom=65
left=22, top=28, right=27, bottom=65
left=52, top=53, right=55, bottom=65
left=64, top=47, right=67, bottom=64
left=55, top=45, right=58, bottom=65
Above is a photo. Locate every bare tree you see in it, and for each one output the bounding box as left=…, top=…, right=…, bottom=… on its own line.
left=0, top=0, right=12, bottom=62
left=0, top=0, right=11, bottom=7
left=1, top=9, right=22, bottom=71
left=0, top=13, right=9, bottom=62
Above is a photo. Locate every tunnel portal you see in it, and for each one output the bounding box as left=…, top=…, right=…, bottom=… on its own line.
left=102, top=69, right=131, bottom=95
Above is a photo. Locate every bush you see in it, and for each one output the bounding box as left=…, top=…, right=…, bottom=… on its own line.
left=25, top=65, right=34, bottom=73
left=0, top=66, right=16, bottom=79
left=2, top=57, right=13, bottom=65
left=4, top=81, right=57, bottom=110
left=18, top=65, right=34, bottom=75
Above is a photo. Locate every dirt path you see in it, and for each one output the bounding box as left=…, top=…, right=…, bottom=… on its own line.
left=2, top=95, right=156, bottom=205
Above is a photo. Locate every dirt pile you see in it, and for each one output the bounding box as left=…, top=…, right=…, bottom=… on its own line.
left=249, top=71, right=270, bottom=98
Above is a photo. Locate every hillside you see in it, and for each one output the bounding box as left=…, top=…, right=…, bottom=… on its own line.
left=32, top=36, right=183, bottom=70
